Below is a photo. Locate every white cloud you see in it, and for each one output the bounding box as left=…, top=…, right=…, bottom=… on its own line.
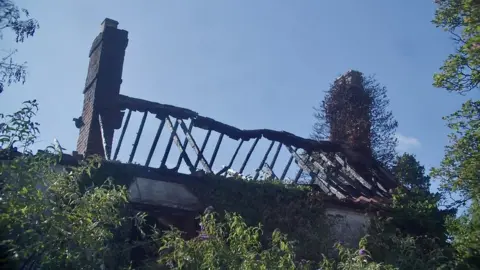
left=395, top=133, right=421, bottom=153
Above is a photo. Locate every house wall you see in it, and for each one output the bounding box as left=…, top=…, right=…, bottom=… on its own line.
left=127, top=177, right=372, bottom=247
left=325, top=206, right=371, bottom=248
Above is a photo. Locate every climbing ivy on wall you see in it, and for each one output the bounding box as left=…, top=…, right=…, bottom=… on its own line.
left=185, top=175, right=334, bottom=261
left=87, top=162, right=350, bottom=262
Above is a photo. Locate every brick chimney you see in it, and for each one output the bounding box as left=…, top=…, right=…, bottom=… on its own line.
left=328, top=70, right=372, bottom=159
left=76, top=18, right=128, bottom=158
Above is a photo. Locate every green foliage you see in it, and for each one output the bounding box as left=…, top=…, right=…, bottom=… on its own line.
left=320, top=242, right=396, bottom=270
left=158, top=212, right=300, bottom=269
left=393, top=154, right=430, bottom=191
left=158, top=211, right=398, bottom=270
left=433, top=0, right=480, bottom=93
left=431, top=99, right=480, bottom=267
left=0, top=99, right=39, bottom=152
left=363, top=215, right=455, bottom=270
left=362, top=231, right=455, bottom=270
left=354, top=154, right=456, bottom=269
left=433, top=1, right=480, bottom=267
left=186, top=176, right=333, bottom=261
left=0, top=0, right=40, bottom=94
left=0, top=154, right=131, bottom=269
left=390, top=187, right=453, bottom=240
left=431, top=100, right=480, bottom=205
left=0, top=0, right=39, bottom=42
left=391, top=154, right=454, bottom=240
left=446, top=202, right=480, bottom=267
left=0, top=102, right=133, bottom=269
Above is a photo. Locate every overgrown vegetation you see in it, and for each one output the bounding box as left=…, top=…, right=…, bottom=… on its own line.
left=158, top=211, right=399, bottom=270
left=0, top=101, right=133, bottom=269
left=431, top=100, right=480, bottom=266
left=186, top=176, right=333, bottom=261
left=433, top=0, right=480, bottom=93
left=431, top=0, right=480, bottom=268
left=0, top=0, right=479, bottom=269
left=158, top=212, right=302, bottom=269
left=312, top=73, right=398, bottom=169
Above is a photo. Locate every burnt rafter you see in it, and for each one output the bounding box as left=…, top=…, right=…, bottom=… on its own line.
left=178, top=119, right=212, bottom=174
left=164, top=117, right=196, bottom=172
left=113, top=94, right=397, bottom=199
left=118, top=95, right=341, bottom=152
left=287, top=146, right=347, bottom=199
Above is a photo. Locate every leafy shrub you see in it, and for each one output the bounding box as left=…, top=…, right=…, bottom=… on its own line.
left=0, top=101, right=133, bottom=269
left=158, top=212, right=300, bottom=269
left=157, top=210, right=400, bottom=270
left=187, top=176, right=334, bottom=261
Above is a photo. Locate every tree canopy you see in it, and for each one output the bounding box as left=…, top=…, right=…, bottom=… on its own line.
left=431, top=100, right=480, bottom=266
left=432, top=0, right=480, bottom=267
left=433, top=0, right=480, bottom=93
left=0, top=0, right=39, bottom=94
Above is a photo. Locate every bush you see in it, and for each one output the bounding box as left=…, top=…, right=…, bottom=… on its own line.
left=158, top=211, right=300, bottom=269
left=156, top=210, right=403, bottom=270
left=0, top=101, right=133, bottom=269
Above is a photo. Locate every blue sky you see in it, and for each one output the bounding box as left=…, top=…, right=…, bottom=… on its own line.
left=1, top=1, right=478, bottom=187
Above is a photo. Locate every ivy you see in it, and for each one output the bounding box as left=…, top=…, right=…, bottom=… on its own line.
left=184, top=175, right=333, bottom=261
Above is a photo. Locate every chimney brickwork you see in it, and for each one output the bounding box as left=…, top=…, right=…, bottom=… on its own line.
left=328, top=70, right=372, bottom=159
left=76, top=18, right=128, bottom=157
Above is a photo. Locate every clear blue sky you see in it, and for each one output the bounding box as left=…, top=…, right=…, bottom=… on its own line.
left=1, top=1, right=478, bottom=186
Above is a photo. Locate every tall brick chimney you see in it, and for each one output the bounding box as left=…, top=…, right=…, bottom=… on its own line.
left=76, top=18, right=128, bottom=158
left=327, top=70, right=372, bottom=159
